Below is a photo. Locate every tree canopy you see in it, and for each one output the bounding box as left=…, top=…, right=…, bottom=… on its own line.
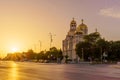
left=4, top=47, right=63, bottom=63
left=76, top=31, right=120, bottom=62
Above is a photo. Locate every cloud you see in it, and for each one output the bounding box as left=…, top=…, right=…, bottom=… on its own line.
left=99, top=7, right=120, bottom=18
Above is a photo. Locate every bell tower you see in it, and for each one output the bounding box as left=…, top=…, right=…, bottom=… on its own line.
left=70, top=18, right=76, bottom=31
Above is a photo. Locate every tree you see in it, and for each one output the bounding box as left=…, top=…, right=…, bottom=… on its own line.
left=25, top=49, right=36, bottom=60
left=57, top=49, right=63, bottom=60
left=96, top=38, right=109, bottom=51
left=36, top=51, right=45, bottom=62
left=56, top=49, right=63, bottom=63
left=76, top=32, right=102, bottom=61
left=95, top=38, right=109, bottom=61
left=108, top=41, right=120, bottom=61
left=65, top=55, right=68, bottom=63
left=76, top=41, right=91, bottom=60
left=49, top=47, right=58, bottom=60
left=84, top=32, right=101, bottom=44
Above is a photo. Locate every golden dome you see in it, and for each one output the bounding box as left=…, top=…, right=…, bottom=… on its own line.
left=76, top=26, right=83, bottom=33
left=75, top=30, right=83, bottom=34
left=78, top=19, right=87, bottom=29
left=75, top=19, right=88, bottom=34
left=70, top=18, right=76, bottom=24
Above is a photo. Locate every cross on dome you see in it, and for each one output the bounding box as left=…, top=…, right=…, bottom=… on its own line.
left=73, top=17, right=74, bottom=21
left=81, top=19, right=84, bottom=24
left=95, top=28, right=98, bottom=32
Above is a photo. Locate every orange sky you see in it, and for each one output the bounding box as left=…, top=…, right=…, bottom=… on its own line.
left=0, top=0, right=120, bottom=56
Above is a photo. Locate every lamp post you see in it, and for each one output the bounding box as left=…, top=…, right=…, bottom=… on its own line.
left=101, top=47, right=102, bottom=63
left=82, top=48, right=84, bottom=61
left=51, top=54, right=53, bottom=62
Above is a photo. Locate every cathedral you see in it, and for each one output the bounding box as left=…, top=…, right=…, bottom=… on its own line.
left=62, top=18, right=88, bottom=62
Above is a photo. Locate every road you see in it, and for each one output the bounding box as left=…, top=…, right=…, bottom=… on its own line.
left=0, top=61, right=120, bottom=80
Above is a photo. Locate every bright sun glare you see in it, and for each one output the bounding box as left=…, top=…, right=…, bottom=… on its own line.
left=11, top=47, right=19, bottom=53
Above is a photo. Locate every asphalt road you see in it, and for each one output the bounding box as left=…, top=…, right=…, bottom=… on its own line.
left=0, top=61, right=120, bottom=80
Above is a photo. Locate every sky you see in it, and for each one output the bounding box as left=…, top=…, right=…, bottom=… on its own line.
left=0, top=0, right=120, bottom=56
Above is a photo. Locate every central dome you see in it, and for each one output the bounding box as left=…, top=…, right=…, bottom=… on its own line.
left=75, top=19, right=88, bottom=34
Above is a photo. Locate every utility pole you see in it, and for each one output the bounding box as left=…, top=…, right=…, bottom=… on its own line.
left=49, top=33, right=55, bottom=49
left=34, top=44, right=36, bottom=53
left=39, top=40, right=42, bottom=52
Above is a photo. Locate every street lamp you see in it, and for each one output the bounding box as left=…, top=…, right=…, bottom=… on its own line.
left=103, top=51, right=107, bottom=63
left=51, top=54, right=53, bottom=62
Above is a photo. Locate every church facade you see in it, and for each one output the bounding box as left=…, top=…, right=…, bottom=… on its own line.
left=62, top=18, right=88, bottom=61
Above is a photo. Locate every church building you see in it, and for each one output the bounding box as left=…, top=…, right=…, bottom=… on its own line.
left=62, top=18, right=88, bottom=62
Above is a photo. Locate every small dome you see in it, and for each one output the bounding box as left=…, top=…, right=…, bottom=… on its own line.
left=94, top=31, right=100, bottom=35
left=70, top=18, right=76, bottom=24
left=75, top=30, right=83, bottom=34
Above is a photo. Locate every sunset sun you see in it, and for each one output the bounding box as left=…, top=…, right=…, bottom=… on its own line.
left=11, top=47, right=19, bottom=53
